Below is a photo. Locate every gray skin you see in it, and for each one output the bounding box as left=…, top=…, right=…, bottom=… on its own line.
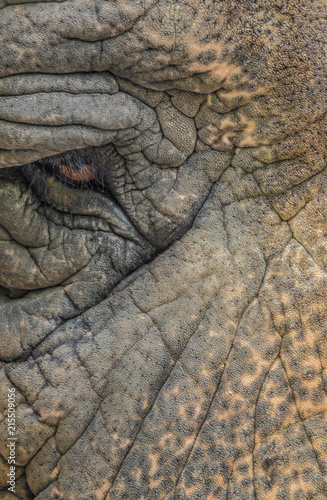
left=0, top=0, right=326, bottom=498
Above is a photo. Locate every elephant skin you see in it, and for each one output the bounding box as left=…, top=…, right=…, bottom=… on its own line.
left=0, top=0, right=326, bottom=498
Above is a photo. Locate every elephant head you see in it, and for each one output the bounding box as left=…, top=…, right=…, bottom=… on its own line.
left=0, top=0, right=326, bottom=498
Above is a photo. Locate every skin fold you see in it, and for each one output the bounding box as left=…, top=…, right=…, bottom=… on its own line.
left=0, top=0, right=326, bottom=498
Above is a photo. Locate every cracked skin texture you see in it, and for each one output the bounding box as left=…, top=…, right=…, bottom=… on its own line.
left=0, top=0, right=326, bottom=499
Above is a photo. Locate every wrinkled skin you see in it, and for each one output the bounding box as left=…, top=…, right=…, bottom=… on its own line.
left=0, top=0, right=326, bottom=498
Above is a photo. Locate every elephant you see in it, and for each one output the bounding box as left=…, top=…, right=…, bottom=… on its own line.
left=0, top=0, right=326, bottom=498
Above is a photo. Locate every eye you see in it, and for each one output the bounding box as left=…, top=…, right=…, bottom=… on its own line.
left=56, top=163, right=95, bottom=183
left=36, top=149, right=109, bottom=192
left=18, top=145, right=119, bottom=207
left=51, top=161, right=103, bottom=189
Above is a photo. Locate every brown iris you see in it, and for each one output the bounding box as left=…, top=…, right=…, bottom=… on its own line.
left=57, top=163, right=95, bottom=183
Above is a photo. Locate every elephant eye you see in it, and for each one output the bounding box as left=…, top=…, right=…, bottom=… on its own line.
left=57, top=163, right=95, bottom=183
left=20, top=145, right=117, bottom=200
left=37, top=154, right=106, bottom=191
left=52, top=162, right=100, bottom=187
